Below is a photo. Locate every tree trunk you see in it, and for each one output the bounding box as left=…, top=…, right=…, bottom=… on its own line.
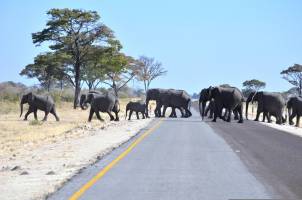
left=73, top=62, right=81, bottom=109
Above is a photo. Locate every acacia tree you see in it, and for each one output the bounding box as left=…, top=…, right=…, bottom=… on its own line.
left=242, top=79, right=266, bottom=97
left=281, top=64, right=302, bottom=96
left=20, top=52, right=65, bottom=91
left=102, top=51, right=140, bottom=97
left=32, top=8, right=116, bottom=108
left=81, top=46, right=107, bottom=90
left=136, top=56, right=167, bottom=93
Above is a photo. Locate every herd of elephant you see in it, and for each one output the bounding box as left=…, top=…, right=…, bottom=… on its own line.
left=18, top=86, right=302, bottom=127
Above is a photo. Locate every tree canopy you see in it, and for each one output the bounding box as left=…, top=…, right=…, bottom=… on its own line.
left=31, top=8, right=117, bottom=108
left=281, top=64, right=302, bottom=95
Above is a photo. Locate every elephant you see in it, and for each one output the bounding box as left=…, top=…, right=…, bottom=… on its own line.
left=199, top=86, right=244, bottom=123
left=146, top=88, right=191, bottom=118
left=80, top=91, right=101, bottom=110
left=160, top=89, right=192, bottom=118
left=287, top=96, right=302, bottom=127
left=20, top=92, right=60, bottom=121
left=245, top=91, right=286, bottom=125
left=125, top=101, right=147, bottom=120
left=146, top=88, right=166, bottom=117
left=84, top=92, right=120, bottom=122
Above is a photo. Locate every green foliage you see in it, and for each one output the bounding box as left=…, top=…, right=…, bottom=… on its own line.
left=242, top=79, right=266, bottom=92
left=281, top=64, right=302, bottom=95
left=20, top=52, right=68, bottom=91
left=30, top=8, right=118, bottom=108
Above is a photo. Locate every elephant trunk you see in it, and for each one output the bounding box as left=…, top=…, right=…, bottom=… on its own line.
left=199, top=100, right=206, bottom=120
left=20, top=102, right=24, bottom=117
left=125, top=105, right=128, bottom=120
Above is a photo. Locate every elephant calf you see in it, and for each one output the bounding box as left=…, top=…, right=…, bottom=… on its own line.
left=20, top=92, right=60, bottom=121
left=85, top=92, right=120, bottom=122
left=125, top=101, right=147, bottom=120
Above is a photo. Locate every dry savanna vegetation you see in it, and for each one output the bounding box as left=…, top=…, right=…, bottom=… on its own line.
left=0, top=99, right=156, bottom=159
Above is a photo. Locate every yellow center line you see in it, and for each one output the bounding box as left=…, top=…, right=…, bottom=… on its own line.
left=69, top=119, right=164, bottom=200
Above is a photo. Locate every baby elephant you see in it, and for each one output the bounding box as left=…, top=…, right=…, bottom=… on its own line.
left=20, top=92, right=60, bottom=121
left=125, top=101, right=147, bottom=120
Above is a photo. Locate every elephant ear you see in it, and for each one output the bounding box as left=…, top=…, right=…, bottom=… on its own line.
left=28, top=92, right=34, bottom=102
left=211, top=87, right=220, bottom=98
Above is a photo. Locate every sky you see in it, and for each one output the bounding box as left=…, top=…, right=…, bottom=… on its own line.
left=1, top=0, right=302, bottom=93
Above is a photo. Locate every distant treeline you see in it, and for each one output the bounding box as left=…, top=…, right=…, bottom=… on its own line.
left=0, top=81, right=145, bottom=103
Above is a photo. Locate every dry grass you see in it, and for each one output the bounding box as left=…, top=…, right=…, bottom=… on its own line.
left=0, top=98, right=153, bottom=158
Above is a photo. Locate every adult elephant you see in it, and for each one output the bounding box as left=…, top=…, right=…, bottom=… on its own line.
left=146, top=88, right=166, bottom=117
left=199, top=86, right=244, bottom=123
left=20, top=92, right=60, bottom=121
left=245, top=91, right=286, bottom=124
left=161, top=89, right=192, bottom=118
left=84, top=92, right=120, bottom=122
left=287, top=96, right=302, bottom=127
left=80, top=91, right=101, bottom=110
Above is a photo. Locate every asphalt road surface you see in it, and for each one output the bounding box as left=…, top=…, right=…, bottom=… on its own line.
left=49, top=110, right=302, bottom=200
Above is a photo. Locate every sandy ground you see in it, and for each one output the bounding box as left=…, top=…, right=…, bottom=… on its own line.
left=0, top=100, right=155, bottom=200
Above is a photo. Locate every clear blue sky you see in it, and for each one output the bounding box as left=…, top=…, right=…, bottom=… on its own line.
left=1, top=0, right=302, bottom=93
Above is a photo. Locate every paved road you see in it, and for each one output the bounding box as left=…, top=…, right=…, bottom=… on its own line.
left=49, top=110, right=302, bottom=200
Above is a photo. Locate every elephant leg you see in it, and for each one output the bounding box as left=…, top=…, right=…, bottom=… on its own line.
left=233, top=110, right=239, bottom=120
left=34, top=108, right=38, bottom=120
left=205, top=106, right=210, bottom=117
left=254, top=111, right=261, bottom=121
left=289, top=113, right=295, bottom=125
left=88, top=108, right=94, bottom=122
left=24, top=106, right=34, bottom=121
left=185, top=109, right=192, bottom=118
left=262, top=112, right=266, bottom=122
left=209, top=110, right=214, bottom=118
left=129, top=110, right=133, bottom=120
left=226, top=109, right=232, bottom=122
left=107, top=111, right=115, bottom=121
left=42, top=111, right=50, bottom=121
left=169, top=107, right=175, bottom=118
left=296, top=116, right=300, bottom=127
left=136, top=111, right=140, bottom=120
left=162, top=106, right=167, bottom=117
left=96, top=111, right=104, bottom=122
left=142, top=112, right=146, bottom=119
left=172, top=107, right=178, bottom=118
left=267, top=113, right=272, bottom=123
left=236, top=105, right=244, bottom=123
left=50, top=107, right=60, bottom=121
left=114, top=111, right=119, bottom=121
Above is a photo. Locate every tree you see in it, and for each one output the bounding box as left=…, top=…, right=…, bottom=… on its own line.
left=81, top=46, right=107, bottom=90
left=281, top=64, right=302, bottom=96
left=102, top=51, right=140, bottom=97
left=136, top=56, right=167, bottom=93
left=20, top=52, right=65, bottom=91
left=32, top=8, right=116, bottom=108
left=242, top=79, right=266, bottom=93
left=220, top=84, right=232, bottom=88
